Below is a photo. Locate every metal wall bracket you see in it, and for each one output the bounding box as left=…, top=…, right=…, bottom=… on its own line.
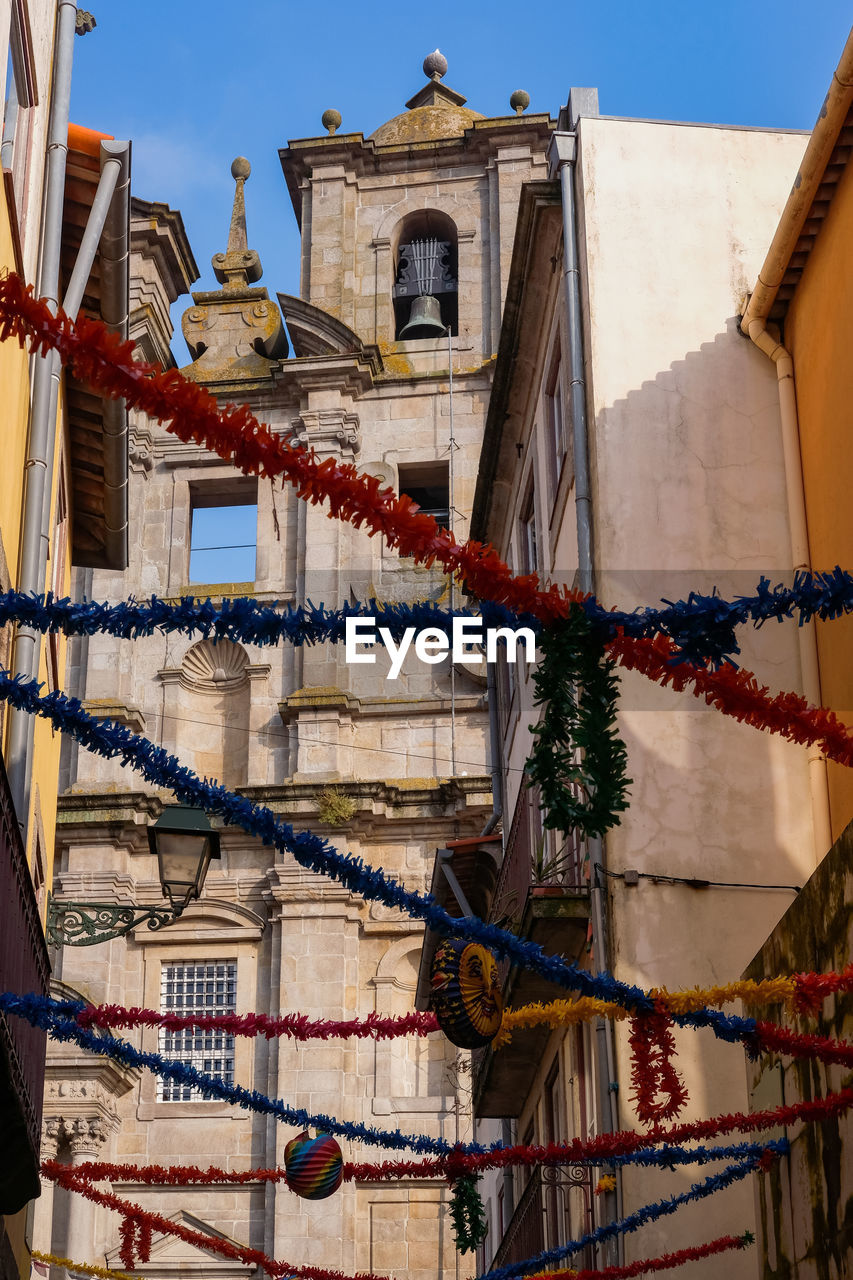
left=46, top=894, right=182, bottom=947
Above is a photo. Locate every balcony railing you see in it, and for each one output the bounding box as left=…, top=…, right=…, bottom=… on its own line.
left=0, top=750, right=50, bottom=1214
left=490, top=1166, right=594, bottom=1275
left=492, top=783, right=588, bottom=930
left=491, top=1168, right=546, bottom=1272
left=473, top=786, right=591, bottom=1117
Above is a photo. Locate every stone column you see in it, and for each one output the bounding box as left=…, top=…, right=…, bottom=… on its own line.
left=31, top=1121, right=62, bottom=1261
left=63, top=1118, right=110, bottom=1273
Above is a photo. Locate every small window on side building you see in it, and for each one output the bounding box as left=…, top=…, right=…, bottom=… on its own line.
left=189, top=480, right=258, bottom=586
left=397, top=461, right=450, bottom=529
left=2, top=3, right=36, bottom=229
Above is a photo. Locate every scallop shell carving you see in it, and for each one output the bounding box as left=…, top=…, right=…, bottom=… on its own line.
left=181, top=639, right=249, bottom=691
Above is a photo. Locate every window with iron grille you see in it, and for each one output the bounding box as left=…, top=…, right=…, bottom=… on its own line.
left=158, top=960, right=237, bottom=1101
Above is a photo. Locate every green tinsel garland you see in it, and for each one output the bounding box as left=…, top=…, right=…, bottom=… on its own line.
left=525, top=604, right=631, bottom=839
left=449, top=1175, right=488, bottom=1253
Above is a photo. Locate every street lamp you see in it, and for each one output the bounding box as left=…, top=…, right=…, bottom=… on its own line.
left=46, top=806, right=221, bottom=946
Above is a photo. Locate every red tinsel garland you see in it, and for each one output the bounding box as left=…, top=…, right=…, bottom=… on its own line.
left=0, top=273, right=573, bottom=623
left=49, top=1084, right=853, bottom=1190
left=42, top=1162, right=385, bottom=1280
left=752, top=1022, right=853, bottom=1067
left=628, top=1007, right=690, bottom=1124
left=75, top=1002, right=439, bottom=1041
left=541, top=1231, right=751, bottom=1280
left=609, top=632, right=853, bottom=767
left=792, top=963, right=853, bottom=1013
left=4, top=270, right=853, bottom=766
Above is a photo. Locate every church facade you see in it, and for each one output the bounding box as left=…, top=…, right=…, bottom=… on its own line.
left=40, top=55, right=552, bottom=1280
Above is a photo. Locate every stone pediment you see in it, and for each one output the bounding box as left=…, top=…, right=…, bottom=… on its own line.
left=105, top=1209, right=253, bottom=1276
left=277, top=293, right=380, bottom=367
left=130, top=897, right=266, bottom=945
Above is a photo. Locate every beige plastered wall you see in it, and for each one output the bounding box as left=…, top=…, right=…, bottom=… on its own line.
left=576, top=116, right=813, bottom=1270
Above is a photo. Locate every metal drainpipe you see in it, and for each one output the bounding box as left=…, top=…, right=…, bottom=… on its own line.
left=12, top=143, right=130, bottom=832
left=740, top=320, right=831, bottom=863
left=8, top=143, right=127, bottom=830
left=480, top=660, right=503, bottom=837
left=548, top=125, right=624, bottom=1264
left=95, top=139, right=131, bottom=571
left=6, top=0, right=79, bottom=829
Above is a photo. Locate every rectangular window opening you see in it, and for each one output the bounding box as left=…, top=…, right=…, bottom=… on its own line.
left=158, top=960, right=237, bottom=1102
left=518, top=482, right=537, bottom=576
left=2, top=3, right=36, bottom=217
left=546, top=349, right=566, bottom=494
left=189, top=480, right=258, bottom=586
left=398, top=461, right=450, bottom=529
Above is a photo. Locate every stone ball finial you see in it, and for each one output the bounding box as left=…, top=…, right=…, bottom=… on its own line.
left=423, top=49, right=448, bottom=81
left=322, top=108, right=342, bottom=136
left=231, top=156, right=251, bottom=181
left=510, top=90, right=530, bottom=115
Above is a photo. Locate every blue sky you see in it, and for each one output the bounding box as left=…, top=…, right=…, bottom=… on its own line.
left=69, top=2, right=852, bottom=360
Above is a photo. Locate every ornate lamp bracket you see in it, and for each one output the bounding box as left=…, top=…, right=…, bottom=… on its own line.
left=46, top=895, right=183, bottom=947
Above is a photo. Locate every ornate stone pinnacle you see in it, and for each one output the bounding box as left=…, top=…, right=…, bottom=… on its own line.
left=211, top=157, right=262, bottom=289
left=423, top=49, right=448, bottom=81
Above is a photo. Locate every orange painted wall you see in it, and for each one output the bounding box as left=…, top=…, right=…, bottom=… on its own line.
left=786, top=155, right=853, bottom=841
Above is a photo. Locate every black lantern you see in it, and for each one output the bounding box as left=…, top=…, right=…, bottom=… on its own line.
left=148, top=805, right=221, bottom=912
left=47, top=805, right=221, bottom=947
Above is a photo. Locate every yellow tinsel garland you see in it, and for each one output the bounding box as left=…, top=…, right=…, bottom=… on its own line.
left=496, top=976, right=799, bottom=1046
left=31, top=1249, right=142, bottom=1280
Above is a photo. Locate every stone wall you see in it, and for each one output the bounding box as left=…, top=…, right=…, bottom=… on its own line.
left=744, top=821, right=853, bottom=1280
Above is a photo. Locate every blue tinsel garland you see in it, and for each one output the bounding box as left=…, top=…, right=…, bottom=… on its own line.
left=4, top=566, right=853, bottom=667
left=0, top=590, right=537, bottom=648
left=0, top=668, right=767, bottom=1049
left=478, top=1152, right=772, bottom=1280
left=0, top=992, right=792, bottom=1173
left=0, top=667, right=659, bottom=1014
left=0, top=992, right=480, bottom=1156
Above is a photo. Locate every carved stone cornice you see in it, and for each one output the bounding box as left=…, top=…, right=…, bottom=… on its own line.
left=290, top=408, right=361, bottom=456
left=43, top=1046, right=139, bottom=1148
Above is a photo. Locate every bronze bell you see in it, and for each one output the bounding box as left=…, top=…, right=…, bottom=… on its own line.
left=399, top=294, right=447, bottom=340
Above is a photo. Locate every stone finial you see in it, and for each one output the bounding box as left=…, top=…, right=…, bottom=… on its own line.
left=75, top=9, right=96, bottom=33
left=423, top=49, right=448, bottom=81
left=211, top=156, right=263, bottom=289
left=322, top=108, right=342, bottom=136
left=510, top=90, right=530, bottom=115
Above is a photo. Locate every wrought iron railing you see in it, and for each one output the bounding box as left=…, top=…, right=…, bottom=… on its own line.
left=0, top=750, right=50, bottom=1175
left=490, top=1165, right=594, bottom=1274
left=491, top=1167, right=545, bottom=1271
left=490, top=785, right=588, bottom=932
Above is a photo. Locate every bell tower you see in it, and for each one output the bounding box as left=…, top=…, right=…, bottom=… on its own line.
left=270, top=54, right=556, bottom=777
left=280, top=51, right=554, bottom=368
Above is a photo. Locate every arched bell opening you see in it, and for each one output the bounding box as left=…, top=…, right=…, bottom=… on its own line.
left=391, top=210, right=458, bottom=340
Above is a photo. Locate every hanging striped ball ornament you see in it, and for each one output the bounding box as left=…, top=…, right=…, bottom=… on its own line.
left=284, top=1130, right=344, bottom=1199
left=430, top=937, right=503, bottom=1049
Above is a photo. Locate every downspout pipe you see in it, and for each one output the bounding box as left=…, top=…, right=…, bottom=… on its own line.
left=96, top=139, right=131, bottom=571
left=7, top=131, right=129, bottom=836
left=548, top=121, right=623, bottom=1265
left=480, top=660, right=503, bottom=837
left=740, top=30, right=853, bottom=862
left=6, top=0, right=79, bottom=829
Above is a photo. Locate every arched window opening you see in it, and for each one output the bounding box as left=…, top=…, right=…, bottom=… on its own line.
left=392, top=211, right=458, bottom=340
